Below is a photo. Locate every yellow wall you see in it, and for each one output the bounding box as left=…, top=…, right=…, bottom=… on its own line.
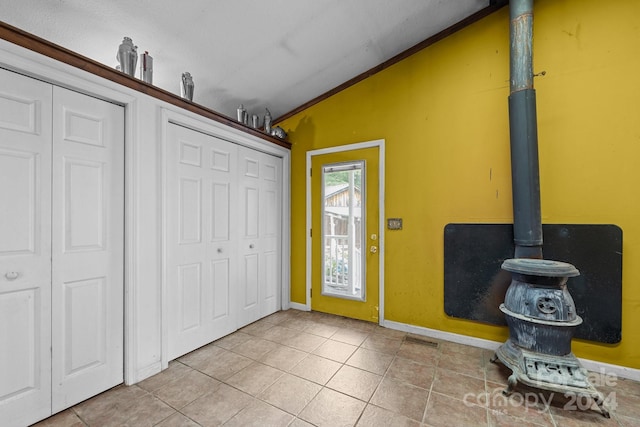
left=279, top=0, right=640, bottom=369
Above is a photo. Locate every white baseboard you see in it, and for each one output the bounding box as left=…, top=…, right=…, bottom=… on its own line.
left=288, top=301, right=310, bottom=311
left=382, top=319, right=640, bottom=382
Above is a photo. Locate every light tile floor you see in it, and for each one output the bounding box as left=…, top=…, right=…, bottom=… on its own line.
left=35, top=309, right=640, bottom=426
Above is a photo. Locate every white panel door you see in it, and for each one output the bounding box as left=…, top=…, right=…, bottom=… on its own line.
left=238, top=148, right=282, bottom=327
left=259, top=153, right=282, bottom=318
left=51, top=87, right=124, bottom=412
left=167, top=123, right=238, bottom=360
left=0, top=68, right=53, bottom=427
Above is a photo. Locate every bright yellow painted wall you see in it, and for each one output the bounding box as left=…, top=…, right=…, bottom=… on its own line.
left=279, top=0, right=640, bottom=369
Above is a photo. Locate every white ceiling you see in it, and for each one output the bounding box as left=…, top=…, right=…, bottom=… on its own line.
left=0, top=0, right=489, bottom=120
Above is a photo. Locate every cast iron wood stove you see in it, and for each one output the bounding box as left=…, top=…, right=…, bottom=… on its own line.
left=489, top=0, right=609, bottom=417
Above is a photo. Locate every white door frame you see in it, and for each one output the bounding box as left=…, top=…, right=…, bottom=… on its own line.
left=306, top=140, right=386, bottom=324
left=159, top=108, right=291, bottom=369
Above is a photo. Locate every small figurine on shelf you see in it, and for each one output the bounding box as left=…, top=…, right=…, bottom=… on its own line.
left=264, top=108, right=272, bottom=134
left=270, top=126, right=287, bottom=140
left=181, top=72, right=194, bottom=101
left=237, top=104, right=247, bottom=123
left=140, top=51, right=153, bottom=84
left=116, top=37, right=137, bottom=76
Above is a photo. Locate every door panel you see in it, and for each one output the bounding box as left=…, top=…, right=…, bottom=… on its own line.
left=311, top=147, right=380, bottom=322
left=51, top=86, right=124, bottom=412
left=0, top=68, right=53, bottom=426
left=167, top=124, right=238, bottom=360
left=237, top=148, right=282, bottom=326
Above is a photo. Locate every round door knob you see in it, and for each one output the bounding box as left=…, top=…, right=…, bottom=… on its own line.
left=249, top=244, right=255, bottom=249
left=217, top=248, right=223, bottom=253
left=5, top=271, right=19, bottom=280
left=370, top=246, right=378, bottom=254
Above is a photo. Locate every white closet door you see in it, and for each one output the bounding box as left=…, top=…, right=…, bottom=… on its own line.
left=167, top=123, right=238, bottom=360
left=259, top=153, right=282, bottom=318
left=51, top=87, right=124, bottom=411
left=0, top=68, right=53, bottom=427
left=238, top=148, right=282, bottom=327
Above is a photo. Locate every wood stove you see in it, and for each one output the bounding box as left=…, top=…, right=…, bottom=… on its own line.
left=489, top=0, right=610, bottom=417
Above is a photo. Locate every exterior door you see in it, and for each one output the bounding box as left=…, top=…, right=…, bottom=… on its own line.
left=51, top=86, right=124, bottom=411
left=167, top=123, right=238, bottom=360
left=311, top=147, right=380, bottom=322
left=237, top=148, right=282, bottom=327
left=0, top=68, right=53, bottom=426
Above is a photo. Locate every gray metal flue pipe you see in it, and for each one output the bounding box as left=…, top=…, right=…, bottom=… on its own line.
left=509, top=0, right=543, bottom=259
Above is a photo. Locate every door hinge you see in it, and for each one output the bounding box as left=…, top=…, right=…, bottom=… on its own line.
left=310, top=228, right=312, bottom=237
left=310, top=168, right=312, bottom=177
left=310, top=288, right=312, bottom=298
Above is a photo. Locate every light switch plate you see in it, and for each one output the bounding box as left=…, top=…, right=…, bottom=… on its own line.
left=387, top=218, right=403, bottom=230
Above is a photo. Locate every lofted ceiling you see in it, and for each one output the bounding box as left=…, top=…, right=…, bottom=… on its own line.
left=0, top=0, right=491, bottom=121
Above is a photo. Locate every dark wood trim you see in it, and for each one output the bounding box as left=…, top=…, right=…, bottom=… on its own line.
left=0, top=21, right=291, bottom=150
left=274, top=1, right=508, bottom=124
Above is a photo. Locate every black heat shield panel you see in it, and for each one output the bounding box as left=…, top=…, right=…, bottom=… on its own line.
left=443, top=224, right=622, bottom=344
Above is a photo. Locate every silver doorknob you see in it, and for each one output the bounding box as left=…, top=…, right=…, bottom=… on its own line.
left=370, top=246, right=378, bottom=254
left=249, top=244, right=255, bottom=249
left=5, top=271, right=19, bottom=280
left=217, top=248, right=223, bottom=253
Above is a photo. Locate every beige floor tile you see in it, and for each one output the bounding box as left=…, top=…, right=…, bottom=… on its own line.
left=370, top=377, right=429, bottom=422
left=284, top=331, right=327, bottom=352
left=440, top=341, right=485, bottom=358
left=330, top=327, right=370, bottom=346
left=489, top=409, right=554, bottom=427
left=371, top=326, right=407, bottom=340
left=289, top=418, right=316, bottom=427
left=346, top=347, right=394, bottom=375
left=72, top=385, right=149, bottom=425
left=279, top=317, right=314, bottom=331
left=265, top=309, right=300, bottom=324
left=225, top=362, right=284, bottom=396
left=431, top=368, right=486, bottom=404
left=549, top=402, right=620, bottom=427
left=259, top=344, right=308, bottom=371
left=303, top=321, right=340, bottom=338
left=327, top=365, right=382, bottom=402
left=231, top=337, right=279, bottom=360
left=361, top=334, right=404, bottom=355
left=424, top=392, right=488, bottom=427
left=154, top=412, right=200, bottom=427
left=356, top=404, right=422, bottom=427
left=224, top=399, right=294, bottom=426
left=178, top=343, right=228, bottom=372
left=259, top=373, right=322, bottom=415
left=181, top=383, right=254, bottom=426
left=437, top=350, right=484, bottom=379
left=617, top=415, right=640, bottom=427
left=240, top=318, right=276, bottom=336
left=153, top=369, right=221, bottom=409
left=298, top=388, right=366, bottom=427
left=198, top=348, right=253, bottom=381
left=118, top=393, right=176, bottom=426
left=32, top=409, right=85, bottom=427
left=290, top=354, right=342, bottom=385
left=312, top=339, right=358, bottom=363
left=261, top=325, right=301, bottom=344
left=137, top=361, right=192, bottom=393
left=485, top=387, right=553, bottom=426
left=396, top=340, right=440, bottom=366
left=213, top=331, right=253, bottom=350
left=386, top=357, right=436, bottom=389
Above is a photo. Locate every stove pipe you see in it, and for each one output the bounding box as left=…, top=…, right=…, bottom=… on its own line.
left=509, top=0, right=543, bottom=259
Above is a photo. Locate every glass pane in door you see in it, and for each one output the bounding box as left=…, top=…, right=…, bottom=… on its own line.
left=321, top=161, right=365, bottom=301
